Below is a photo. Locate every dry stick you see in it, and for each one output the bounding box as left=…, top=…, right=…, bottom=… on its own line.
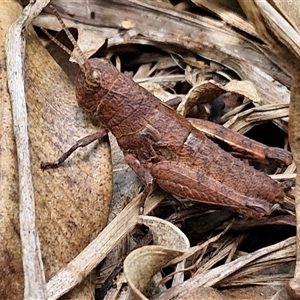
left=237, top=1, right=300, bottom=298
left=5, top=0, right=50, bottom=298
left=46, top=189, right=165, bottom=300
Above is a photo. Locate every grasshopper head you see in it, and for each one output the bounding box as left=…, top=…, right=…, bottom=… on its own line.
left=43, top=9, right=118, bottom=116
left=76, top=58, right=119, bottom=115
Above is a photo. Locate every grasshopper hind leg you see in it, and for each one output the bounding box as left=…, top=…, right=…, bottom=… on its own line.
left=150, top=160, right=272, bottom=219
left=124, top=154, right=154, bottom=214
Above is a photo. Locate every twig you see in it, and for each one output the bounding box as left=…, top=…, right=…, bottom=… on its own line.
left=5, top=0, right=50, bottom=298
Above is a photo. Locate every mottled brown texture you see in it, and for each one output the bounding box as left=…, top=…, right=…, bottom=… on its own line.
left=76, top=57, right=284, bottom=219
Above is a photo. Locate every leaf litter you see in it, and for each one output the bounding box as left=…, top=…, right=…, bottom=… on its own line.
left=32, top=1, right=297, bottom=299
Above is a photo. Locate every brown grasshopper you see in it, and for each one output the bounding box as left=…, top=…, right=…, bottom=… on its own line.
left=41, top=8, right=292, bottom=219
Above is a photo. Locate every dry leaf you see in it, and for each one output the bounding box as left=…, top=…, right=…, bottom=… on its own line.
left=178, top=80, right=224, bottom=116
left=2, top=1, right=113, bottom=298
left=76, top=29, right=106, bottom=59
left=124, top=216, right=190, bottom=299
left=178, top=79, right=261, bottom=117
left=124, top=246, right=184, bottom=300
left=223, top=80, right=261, bottom=104
left=138, top=216, right=190, bottom=251
left=140, top=82, right=179, bottom=103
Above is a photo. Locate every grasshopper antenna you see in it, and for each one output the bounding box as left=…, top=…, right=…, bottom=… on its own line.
left=41, top=5, right=87, bottom=67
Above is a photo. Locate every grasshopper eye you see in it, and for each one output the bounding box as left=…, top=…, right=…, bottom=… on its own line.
left=91, top=69, right=101, bottom=81
left=85, top=69, right=101, bottom=92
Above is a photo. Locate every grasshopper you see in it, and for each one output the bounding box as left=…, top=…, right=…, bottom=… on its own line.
left=41, top=8, right=292, bottom=219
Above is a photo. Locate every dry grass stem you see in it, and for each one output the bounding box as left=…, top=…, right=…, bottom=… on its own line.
left=5, top=0, right=50, bottom=298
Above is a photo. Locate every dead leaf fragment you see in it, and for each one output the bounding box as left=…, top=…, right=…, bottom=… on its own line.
left=138, top=215, right=190, bottom=250
left=124, top=216, right=190, bottom=299
left=224, top=80, right=261, bottom=104
left=77, top=29, right=106, bottom=59
left=178, top=80, right=224, bottom=116
left=124, top=246, right=184, bottom=300
left=178, top=79, right=261, bottom=117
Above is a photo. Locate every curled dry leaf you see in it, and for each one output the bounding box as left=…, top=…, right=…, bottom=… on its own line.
left=124, top=246, right=184, bottom=300
left=177, top=80, right=224, bottom=117
left=138, top=216, right=190, bottom=251
left=2, top=1, right=113, bottom=299
left=178, top=79, right=261, bottom=117
left=124, top=216, right=190, bottom=299
left=224, top=80, right=261, bottom=104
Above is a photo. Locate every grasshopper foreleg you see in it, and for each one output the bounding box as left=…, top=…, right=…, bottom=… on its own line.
left=41, top=128, right=108, bottom=169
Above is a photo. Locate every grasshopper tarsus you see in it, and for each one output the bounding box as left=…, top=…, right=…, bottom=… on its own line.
left=40, top=160, right=61, bottom=170
left=40, top=147, right=76, bottom=170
